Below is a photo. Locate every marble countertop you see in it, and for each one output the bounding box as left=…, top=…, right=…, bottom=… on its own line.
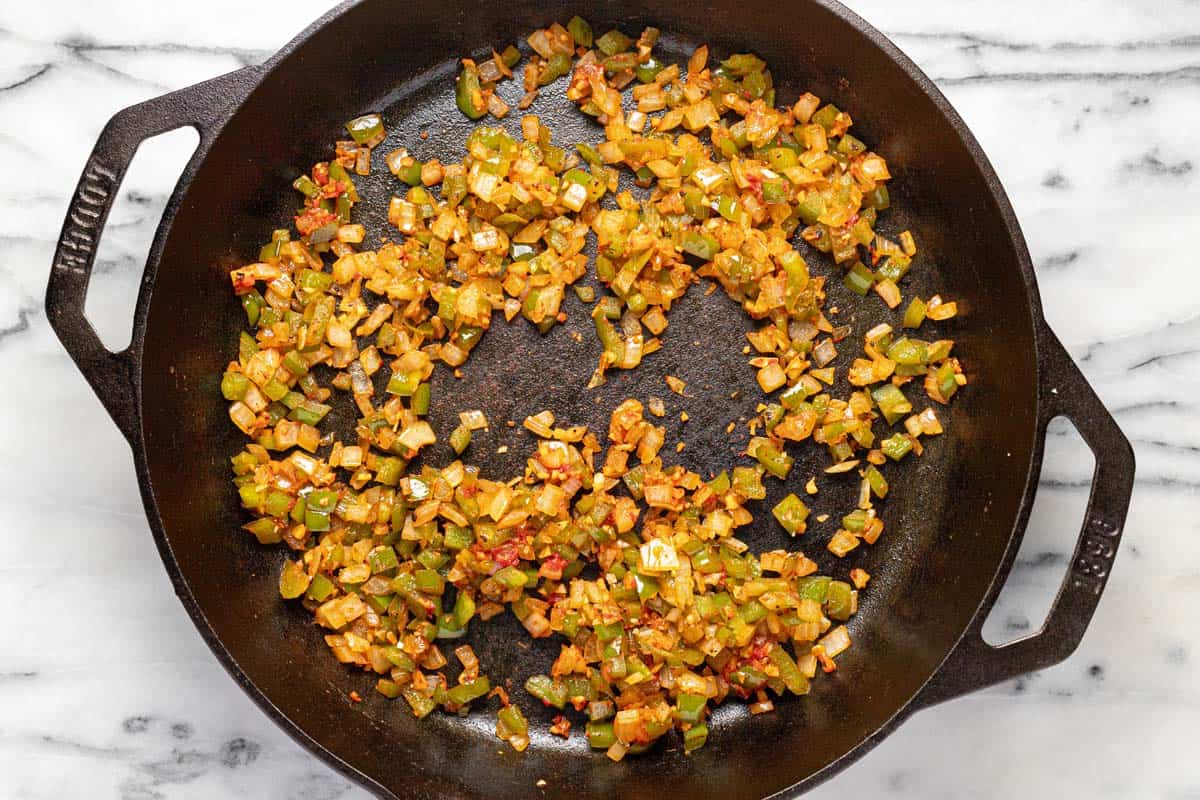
left=2, top=0, right=1197, bottom=797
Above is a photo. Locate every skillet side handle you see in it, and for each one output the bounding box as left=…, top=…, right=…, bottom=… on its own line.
left=914, top=327, right=1135, bottom=708
left=45, top=66, right=261, bottom=445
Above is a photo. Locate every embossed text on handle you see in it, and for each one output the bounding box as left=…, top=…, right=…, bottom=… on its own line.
left=55, top=160, right=117, bottom=276
left=1069, top=514, right=1120, bottom=596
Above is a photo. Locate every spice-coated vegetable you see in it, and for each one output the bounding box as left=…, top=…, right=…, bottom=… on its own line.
left=223, top=18, right=966, bottom=761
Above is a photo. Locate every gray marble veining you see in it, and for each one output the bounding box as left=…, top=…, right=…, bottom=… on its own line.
left=1, top=0, right=1197, bottom=797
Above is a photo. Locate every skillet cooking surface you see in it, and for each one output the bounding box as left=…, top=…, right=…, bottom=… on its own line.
left=134, top=2, right=1040, bottom=797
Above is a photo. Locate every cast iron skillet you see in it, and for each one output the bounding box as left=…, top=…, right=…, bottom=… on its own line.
left=46, top=1, right=1135, bottom=797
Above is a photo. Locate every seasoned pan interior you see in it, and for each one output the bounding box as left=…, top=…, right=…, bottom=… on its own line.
left=138, top=1, right=1039, bottom=797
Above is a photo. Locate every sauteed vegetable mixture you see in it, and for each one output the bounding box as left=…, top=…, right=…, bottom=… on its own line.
left=223, top=18, right=964, bottom=759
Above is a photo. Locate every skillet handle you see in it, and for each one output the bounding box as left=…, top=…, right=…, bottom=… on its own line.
left=45, top=66, right=261, bottom=445
left=914, top=326, right=1135, bottom=707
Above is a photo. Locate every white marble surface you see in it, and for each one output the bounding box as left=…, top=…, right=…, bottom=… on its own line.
left=2, top=1, right=1197, bottom=797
